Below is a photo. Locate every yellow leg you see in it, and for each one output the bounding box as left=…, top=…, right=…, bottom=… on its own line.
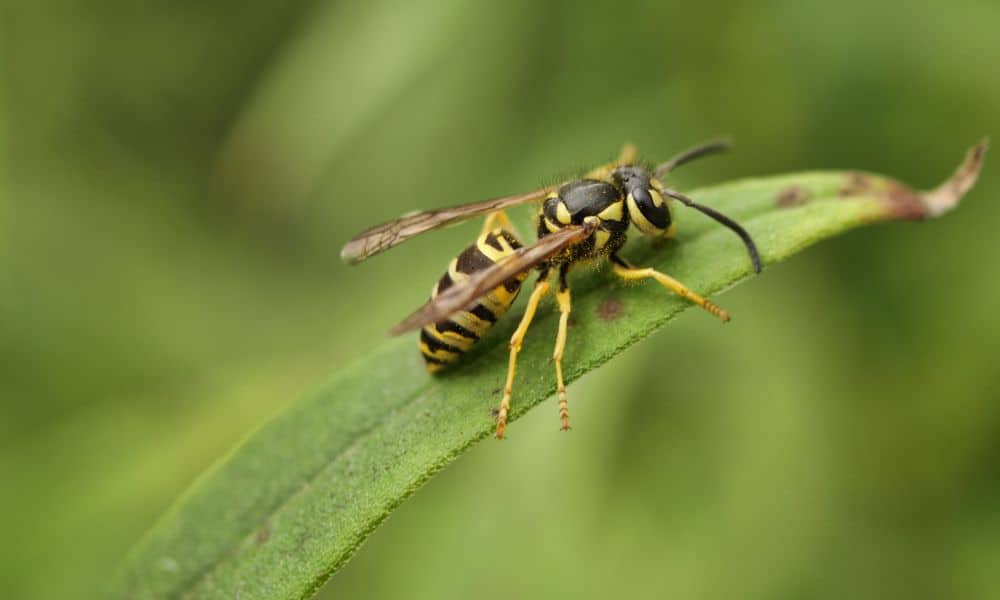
left=617, top=142, right=638, bottom=164
left=612, top=257, right=730, bottom=322
left=553, top=283, right=572, bottom=431
left=496, top=277, right=551, bottom=439
left=480, top=210, right=514, bottom=235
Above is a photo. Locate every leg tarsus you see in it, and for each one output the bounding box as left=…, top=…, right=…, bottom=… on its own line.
left=553, top=276, right=572, bottom=431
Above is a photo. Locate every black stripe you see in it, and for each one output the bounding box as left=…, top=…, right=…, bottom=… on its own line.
left=641, top=202, right=670, bottom=229
left=500, top=230, right=523, bottom=249
left=503, top=275, right=524, bottom=293
left=421, top=354, right=451, bottom=366
left=483, top=232, right=505, bottom=252
left=435, top=319, right=479, bottom=341
left=421, top=328, right=464, bottom=354
left=469, top=303, right=498, bottom=323
left=436, top=272, right=454, bottom=294
left=632, top=188, right=669, bottom=229
left=456, top=243, right=494, bottom=275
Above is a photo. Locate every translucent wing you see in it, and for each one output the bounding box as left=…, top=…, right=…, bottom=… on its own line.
left=340, top=144, right=637, bottom=264
left=340, top=186, right=556, bottom=264
left=388, top=221, right=597, bottom=335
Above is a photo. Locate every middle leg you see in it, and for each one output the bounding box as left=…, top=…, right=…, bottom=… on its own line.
left=552, top=266, right=573, bottom=431
left=496, top=269, right=551, bottom=439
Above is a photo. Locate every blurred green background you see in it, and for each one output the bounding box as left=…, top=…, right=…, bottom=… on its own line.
left=3, top=0, right=999, bottom=598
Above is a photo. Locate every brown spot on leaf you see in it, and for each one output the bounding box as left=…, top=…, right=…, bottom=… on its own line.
left=839, top=171, right=922, bottom=220
left=776, top=185, right=810, bottom=208
left=490, top=407, right=500, bottom=417
left=839, top=172, right=873, bottom=197
left=256, top=523, right=272, bottom=545
left=597, top=297, right=624, bottom=322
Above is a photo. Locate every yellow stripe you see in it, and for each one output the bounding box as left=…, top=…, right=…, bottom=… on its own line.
left=597, top=200, right=623, bottom=221
left=555, top=201, right=572, bottom=224
left=649, top=188, right=664, bottom=207
left=480, top=292, right=509, bottom=315
left=482, top=279, right=523, bottom=314
left=451, top=311, right=492, bottom=336
left=425, top=362, right=446, bottom=374
left=423, top=325, right=476, bottom=351
left=544, top=217, right=561, bottom=233
left=488, top=284, right=517, bottom=306
left=447, top=257, right=465, bottom=281
left=419, top=342, right=460, bottom=361
left=477, top=230, right=521, bottom=263
left=593, top=229, right=611, bottom=250
left=476, top=236, right=503, bottom=262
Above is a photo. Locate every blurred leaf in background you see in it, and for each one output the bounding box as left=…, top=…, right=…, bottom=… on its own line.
left=1, top=0, right=998, bottom=599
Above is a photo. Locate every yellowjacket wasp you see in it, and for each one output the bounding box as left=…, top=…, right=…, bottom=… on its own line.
left=342, top=140, right=761, bottom=438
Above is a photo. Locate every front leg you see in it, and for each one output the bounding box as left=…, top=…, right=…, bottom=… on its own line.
left=610, top=255, right=730, bottom=322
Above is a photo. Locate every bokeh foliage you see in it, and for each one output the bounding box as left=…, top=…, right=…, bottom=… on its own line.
left=2, top=1, right=998, bottom=599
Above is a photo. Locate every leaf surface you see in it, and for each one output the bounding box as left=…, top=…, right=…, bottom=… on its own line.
left=110, top=142, right=987, bottom=600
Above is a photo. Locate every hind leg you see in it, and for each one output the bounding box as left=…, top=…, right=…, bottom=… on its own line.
left=480, top=210, right=521, bottom=240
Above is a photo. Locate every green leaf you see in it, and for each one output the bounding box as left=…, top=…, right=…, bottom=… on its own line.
left=110, top=141, right=987, bottom=600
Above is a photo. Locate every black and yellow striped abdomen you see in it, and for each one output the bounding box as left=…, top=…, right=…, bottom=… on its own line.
left=420, top=228, right=526, bottom=373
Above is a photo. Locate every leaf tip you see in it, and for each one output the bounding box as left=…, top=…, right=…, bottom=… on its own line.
left=920, top=138, right=989, bottom=219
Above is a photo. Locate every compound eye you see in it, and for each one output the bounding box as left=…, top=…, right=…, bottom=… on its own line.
left=627, top=187, right=671, bottom=236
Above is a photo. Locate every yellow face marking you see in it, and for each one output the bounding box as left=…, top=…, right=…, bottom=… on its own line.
left=555, top=201, right=572, bottom=224
left=597, top=200, right=623, bottom=222
left=649, top=188, right=664, bottom=207
left=544, top=217, right=561, bottom=233
left=627, top=193, right=663, bottom=236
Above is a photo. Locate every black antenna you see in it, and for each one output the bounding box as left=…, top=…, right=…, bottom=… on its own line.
left=655, top=138, right=732, bottom=178
left=662, top=189, right=763, bottom=274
